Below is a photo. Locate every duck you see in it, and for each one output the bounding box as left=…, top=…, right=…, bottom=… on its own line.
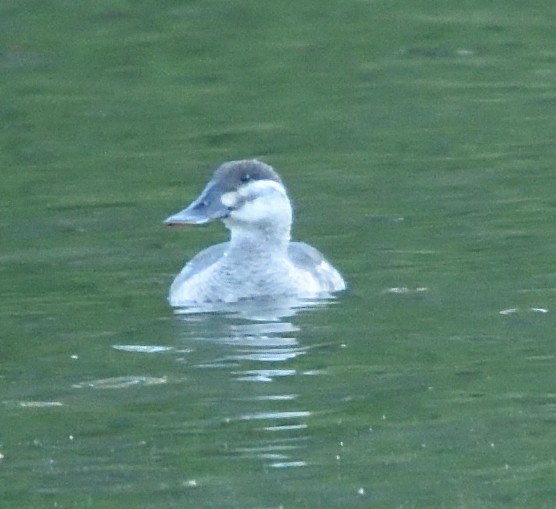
left=164, top=160, right=346, bottom=306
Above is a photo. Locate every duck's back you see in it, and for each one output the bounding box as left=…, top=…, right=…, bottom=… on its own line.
left=287, top=242, right=346, bottom=293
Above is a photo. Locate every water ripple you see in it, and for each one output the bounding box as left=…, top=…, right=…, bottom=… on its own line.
left=72, top=376, right=168, bottom=389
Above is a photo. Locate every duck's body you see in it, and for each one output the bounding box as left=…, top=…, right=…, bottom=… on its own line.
left=165, top=160, right=346, bottom=306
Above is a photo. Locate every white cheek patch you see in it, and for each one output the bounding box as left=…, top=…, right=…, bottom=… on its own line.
left=233, top=199, right=268, bottom=222
left=229, top=180, right=291, bottom=224
left=238, top=179, right=286, bottom=199
left=221, top=191, right=239, bottom=208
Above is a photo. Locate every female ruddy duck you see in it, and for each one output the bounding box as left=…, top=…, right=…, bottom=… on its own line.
left=165, top=160, right=346, bottom=306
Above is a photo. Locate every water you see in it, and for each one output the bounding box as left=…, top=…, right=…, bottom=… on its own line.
left=2, top=1, right=556, bottom=507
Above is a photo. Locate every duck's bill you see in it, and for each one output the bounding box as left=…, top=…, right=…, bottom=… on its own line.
left=164, top=191, right=229, bottom=226
left=164, top=209, right=210, bottom=226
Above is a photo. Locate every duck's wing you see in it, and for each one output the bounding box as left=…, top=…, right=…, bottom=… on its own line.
left=171, top=242, right=228, bottom=287
left=287, top=242, right=346, bottom=292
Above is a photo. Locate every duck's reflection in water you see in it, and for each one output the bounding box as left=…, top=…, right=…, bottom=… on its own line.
left=172, top=296, right=336, bottom=468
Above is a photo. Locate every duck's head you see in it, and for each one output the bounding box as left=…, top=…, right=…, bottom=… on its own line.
left=164, top=160, right=293, bottom=233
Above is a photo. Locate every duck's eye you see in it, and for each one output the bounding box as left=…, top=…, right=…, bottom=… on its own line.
left=240, top=173, right=251, bottom=183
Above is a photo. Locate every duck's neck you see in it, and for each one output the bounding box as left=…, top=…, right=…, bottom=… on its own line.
left=226, top=223, right=291, bottom=259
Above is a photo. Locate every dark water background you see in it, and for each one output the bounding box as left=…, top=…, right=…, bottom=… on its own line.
left=2, top=1, right=555, bottom=507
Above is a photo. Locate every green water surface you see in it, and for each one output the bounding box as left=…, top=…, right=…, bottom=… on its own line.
left=1, top=1, right=556, bottom=508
